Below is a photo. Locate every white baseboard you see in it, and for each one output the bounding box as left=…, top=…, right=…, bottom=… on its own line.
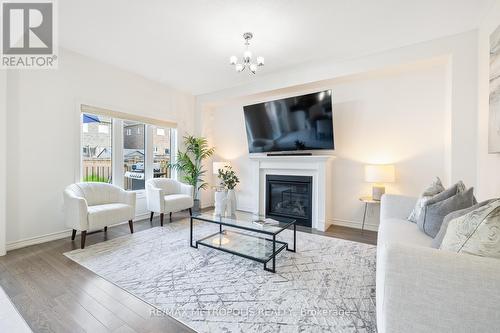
left=6, top=213, right=153, bottom=253
left=328, top=218, right=379, bottom=232
left=6, top=229, right=73, bottom=251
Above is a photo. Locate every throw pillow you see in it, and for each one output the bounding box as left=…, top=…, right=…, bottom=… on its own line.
left=417, top=187, right=475, bottom=238
left=441, top=199, right=500, bottom=258
left=408, top=177, right=445, bottom=223
left=431, top=199, right=496, bottom=248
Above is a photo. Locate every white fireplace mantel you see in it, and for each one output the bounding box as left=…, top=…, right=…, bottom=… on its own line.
left=249, top=154, right=335, bottom=231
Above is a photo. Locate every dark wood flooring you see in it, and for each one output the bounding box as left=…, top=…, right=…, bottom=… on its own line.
left=0, top=211, right=377, bottom=333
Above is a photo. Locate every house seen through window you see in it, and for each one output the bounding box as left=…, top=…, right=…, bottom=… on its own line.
left=80, top=111, right=174, bottom=190
left=81, top=113, right=113, bottom=183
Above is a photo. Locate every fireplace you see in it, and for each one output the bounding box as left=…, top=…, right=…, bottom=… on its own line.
left=265, top=175, right=313, bottom=227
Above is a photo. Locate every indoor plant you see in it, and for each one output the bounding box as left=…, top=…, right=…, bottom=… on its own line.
left=217, top=166, right=240, bottom=216
left=169, top=135, right=215, bottom=212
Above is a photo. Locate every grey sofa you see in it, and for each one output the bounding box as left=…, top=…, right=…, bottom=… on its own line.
left=377, top=194, right=500, bottom=333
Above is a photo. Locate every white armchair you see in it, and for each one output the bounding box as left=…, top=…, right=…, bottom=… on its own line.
left=146, top=178, right=194, bottom=226
left=63, top=182, right=136, bottom=248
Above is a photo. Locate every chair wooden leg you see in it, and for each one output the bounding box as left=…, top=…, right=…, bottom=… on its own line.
left=81, top=231, right=87, bottom=249
left=160, top=213, right=164, bottom=227
left=189, top=208, right=192, bottom=216
left=128, top=220, right=134, bottom=233
left=169, top=212, right=172, bottom=221
left=104, top=226, right=108, bottom=232
left=150, top=212, right=154, bottom=222
left=71, top=229, right=77, bottom=240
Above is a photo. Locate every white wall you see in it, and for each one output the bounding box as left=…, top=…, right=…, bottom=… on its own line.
left=0, top=70, right=6, bottom=255
left=197, top=31, right=479, bottom=230
left=477, top=0, right=500, bottom=200
left=5, top=49, right=195, bottom=249
left=202, top=62, right=448, bottom=229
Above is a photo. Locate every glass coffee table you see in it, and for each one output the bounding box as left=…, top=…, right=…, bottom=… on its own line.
left=190, top=213, right=296, bottom=273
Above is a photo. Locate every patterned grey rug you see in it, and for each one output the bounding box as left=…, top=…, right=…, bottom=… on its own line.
left=64, top=221, right=377, bottom=333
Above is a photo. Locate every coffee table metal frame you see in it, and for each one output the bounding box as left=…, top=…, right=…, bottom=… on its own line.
left=190, top=214, right=296, bottom=273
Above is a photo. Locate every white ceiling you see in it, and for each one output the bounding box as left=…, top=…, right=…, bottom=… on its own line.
left=60, top=0, right=494, bottom=95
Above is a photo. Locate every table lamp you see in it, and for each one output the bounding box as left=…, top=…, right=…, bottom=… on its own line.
left=364, top=164, right=395, bottom=201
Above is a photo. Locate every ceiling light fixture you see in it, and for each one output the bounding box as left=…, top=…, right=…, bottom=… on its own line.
left=229, top=32, right=264, bottom=74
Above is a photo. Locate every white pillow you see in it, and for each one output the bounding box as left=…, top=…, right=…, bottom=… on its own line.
left=408, top=177, right=445, bottom=223
left=440, top=199, right=500, bottom=258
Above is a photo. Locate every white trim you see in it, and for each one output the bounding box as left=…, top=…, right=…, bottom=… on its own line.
left=145, top=125, right=154, bottom=181
left=170, top=128, right=179, bottom=181
left=6, top=230, right=73, bottom=251
left=113, top=118, right=124, bottom=188
left=0, top=71, right=6, bottom=256
left=328, top=218, right=379, bottom=232
left=81, top=104, right=177, bottom=129
left=6, top=214, right=152, bottom=252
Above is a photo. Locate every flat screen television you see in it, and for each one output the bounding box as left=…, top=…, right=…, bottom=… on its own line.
left=243, top=90, right=334, bottom=153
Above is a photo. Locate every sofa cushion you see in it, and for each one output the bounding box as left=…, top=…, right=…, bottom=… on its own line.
left=417, top=187, right=475, bottom=238
left=432, top=199, right=497, bottom=248
left=88, top=203, right=134, bottom=229
left=164, top=194, right=193, bottom=212
left=408, top=177, right=445, bottom=223
left=378, top=217, right=433, bottom=248
left=441, top=199, right=500, bottom=258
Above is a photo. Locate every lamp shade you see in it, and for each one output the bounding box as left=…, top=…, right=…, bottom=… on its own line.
left=364, top=165, right=395, bottom=183
left=213, top=161, right=231, bottom=175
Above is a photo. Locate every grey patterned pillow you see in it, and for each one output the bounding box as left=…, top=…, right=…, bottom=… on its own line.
left=418, top=187, right=475, bottom=238
left=441, top=199, right=500, bottom=258
left=408, top=177, right=445, bottom=223
left=432, top=199, right=496, bottom=248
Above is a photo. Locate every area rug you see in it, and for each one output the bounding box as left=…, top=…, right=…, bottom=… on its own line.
left=64, top=221, right=377, bottom=333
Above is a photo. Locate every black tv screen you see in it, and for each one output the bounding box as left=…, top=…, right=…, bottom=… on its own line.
left=243, top=90, right=334, bottom=153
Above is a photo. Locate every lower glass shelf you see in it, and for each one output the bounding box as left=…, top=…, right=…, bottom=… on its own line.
left=196, top=230, right=288, bottom=263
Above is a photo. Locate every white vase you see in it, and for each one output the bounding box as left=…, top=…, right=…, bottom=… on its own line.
left=214, top=191, right=227, bottom=216
left=225, top=189, right=237, bottom=217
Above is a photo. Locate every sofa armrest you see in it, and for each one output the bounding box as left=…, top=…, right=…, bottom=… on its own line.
left=120, top=190, right=136, bottom=208
left=179, top=183, right=194, bottom=198
left=378, top=243, right=500, bottom=333
left=63, top=189, right=89, bottom=231
left=380, top=194, right=417, bottom=220
left=146, top=186, right=164, bottom=213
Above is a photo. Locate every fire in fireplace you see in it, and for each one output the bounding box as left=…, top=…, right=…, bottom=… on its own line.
left=265, top=175, right=313, bottom=227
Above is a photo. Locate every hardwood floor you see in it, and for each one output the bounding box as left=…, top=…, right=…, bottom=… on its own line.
left=0, top=211, right=376, bottom=333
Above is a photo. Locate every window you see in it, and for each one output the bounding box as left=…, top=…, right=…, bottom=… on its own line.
left=123, top=121, right=145, bottom=191
left=152, top=126, right=171, bottom=179
left=80, top=106, right=175, bottom=191
left=81, top=113, right=112, bottom=183
left=98, top=124, right=109, bottom=134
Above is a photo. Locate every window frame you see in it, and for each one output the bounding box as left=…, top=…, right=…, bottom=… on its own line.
left=78, top=104, right=177, bottom=194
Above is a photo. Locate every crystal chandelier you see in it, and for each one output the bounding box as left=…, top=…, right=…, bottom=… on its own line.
left=229, top=32, right=264, bottom=74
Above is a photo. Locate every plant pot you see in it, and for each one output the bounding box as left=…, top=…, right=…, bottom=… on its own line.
left=193, top=199, right=201, bottom=213
left=225, top=189, right=237, bottom=217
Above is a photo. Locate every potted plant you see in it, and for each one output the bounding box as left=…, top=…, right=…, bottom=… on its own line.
left=169, top=135, right=215, bottom=212
left=217, top=166, right=240, bottom=216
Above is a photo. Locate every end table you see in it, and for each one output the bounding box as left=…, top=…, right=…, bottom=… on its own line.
left=359, top=196, right=381, bottom=231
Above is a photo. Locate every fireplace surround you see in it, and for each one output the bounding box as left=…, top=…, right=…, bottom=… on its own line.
left=250, top=155, right=335, bottom=231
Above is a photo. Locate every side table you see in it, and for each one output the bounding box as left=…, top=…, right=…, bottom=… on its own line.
left=359, top=196, right=381, bottom=231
